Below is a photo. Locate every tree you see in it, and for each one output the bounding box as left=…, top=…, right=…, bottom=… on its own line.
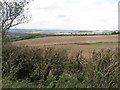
left=0, top=0, right=32, bottom=41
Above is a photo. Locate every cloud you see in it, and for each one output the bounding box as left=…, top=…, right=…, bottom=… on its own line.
left=56, top=15, right=66, bottom=18
left=15, top=0, right=118, bottom=30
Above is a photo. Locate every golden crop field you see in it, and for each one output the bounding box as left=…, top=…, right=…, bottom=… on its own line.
left=13, top=35, right=118, bottom=57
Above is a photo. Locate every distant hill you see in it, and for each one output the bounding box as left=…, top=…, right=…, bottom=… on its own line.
left=10, top=28, right=117, bottom=32
left=10, top=29, right=42, bottom=32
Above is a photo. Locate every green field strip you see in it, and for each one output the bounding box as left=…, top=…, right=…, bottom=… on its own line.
left=55, top=42, right=118, bottom=46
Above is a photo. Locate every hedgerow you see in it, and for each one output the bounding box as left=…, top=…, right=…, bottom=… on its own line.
left=2, top=45, right=119, bottom=88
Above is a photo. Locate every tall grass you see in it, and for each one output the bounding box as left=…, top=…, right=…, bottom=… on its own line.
left=2, top=45, right=119, bottom=88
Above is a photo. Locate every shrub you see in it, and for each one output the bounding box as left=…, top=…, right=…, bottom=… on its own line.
left=2, top=45, right=67, bottom=85
left=2, top=45, right=119, bottom=88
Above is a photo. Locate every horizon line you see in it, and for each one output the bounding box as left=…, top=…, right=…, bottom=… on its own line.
left=10, top=28, right=118, bottom=31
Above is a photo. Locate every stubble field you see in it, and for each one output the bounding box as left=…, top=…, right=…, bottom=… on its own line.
left=13, top=35, right=118, bottom=57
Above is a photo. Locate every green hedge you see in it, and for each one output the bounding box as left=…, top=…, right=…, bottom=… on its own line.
left=2, top=45, right=119, bottom=88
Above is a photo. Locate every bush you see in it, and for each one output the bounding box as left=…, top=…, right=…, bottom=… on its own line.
left=2, top=45, right=119, bottom=88
left=2, top=45, right=67, bottom=84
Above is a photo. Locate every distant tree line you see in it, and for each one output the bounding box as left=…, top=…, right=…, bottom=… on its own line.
left=112, top=31, right=120, bottom=34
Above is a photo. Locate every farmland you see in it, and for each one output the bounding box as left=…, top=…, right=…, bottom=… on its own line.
left=13, top=34, right=118, bottom=57
left=2, top=33, right=119, bottom=88
left=3, top=34, right=119, bottom=88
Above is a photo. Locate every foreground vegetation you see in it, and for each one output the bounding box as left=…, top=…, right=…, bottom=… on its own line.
left=2, top=45, right=119, bottom=88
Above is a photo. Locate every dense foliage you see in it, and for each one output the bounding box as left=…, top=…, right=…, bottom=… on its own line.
left=2, top=45, right=119, bottom=88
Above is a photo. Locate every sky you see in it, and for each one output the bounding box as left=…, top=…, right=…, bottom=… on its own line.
left=14, top=0, right=119, bottom=30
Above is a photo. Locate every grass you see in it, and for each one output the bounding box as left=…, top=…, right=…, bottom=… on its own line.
left=2, top=77, right=39, bottom=88
left=88, top=42, right=117, bottom=45
left=54, top=42, right=117, bottom=46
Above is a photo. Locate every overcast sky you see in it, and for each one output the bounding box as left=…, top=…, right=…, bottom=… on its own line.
left=14, top=0, right=119, bottom=30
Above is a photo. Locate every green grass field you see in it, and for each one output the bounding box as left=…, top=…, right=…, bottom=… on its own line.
left=54, top=42, right=117, bottom=46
